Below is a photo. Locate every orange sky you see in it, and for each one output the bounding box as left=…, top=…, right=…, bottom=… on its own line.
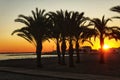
left=1, top=36, right=120, bottom=52
left=0, top=0, right=120, bottom=52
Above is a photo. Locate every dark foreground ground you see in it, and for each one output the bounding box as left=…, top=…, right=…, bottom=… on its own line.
left=0, top=71, right=66, bottom=80
left=0, top=53, right=120, bottom=77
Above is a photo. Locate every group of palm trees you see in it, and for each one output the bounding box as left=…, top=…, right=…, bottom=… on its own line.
left=12, top=5, right=120, bottom=67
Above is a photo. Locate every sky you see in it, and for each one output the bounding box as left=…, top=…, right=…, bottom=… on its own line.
left=0, top=0, right=120, bottom=52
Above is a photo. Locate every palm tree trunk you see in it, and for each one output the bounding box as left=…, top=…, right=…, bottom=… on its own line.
left=76, top=39, right=80, bottom=63
left=36, top=40, right=42, bottom=67
left=56, top=38, right=61, bottom=64
left=69, top=38, right=74, bottom=67
left=61, top=37, right=66, bottom=65
left=100, top=34, right=105, bottom=64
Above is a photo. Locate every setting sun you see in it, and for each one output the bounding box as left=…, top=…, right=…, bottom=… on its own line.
left=103, top=44, right=110, bottom=50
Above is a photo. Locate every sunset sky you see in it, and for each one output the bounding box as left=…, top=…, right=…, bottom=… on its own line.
left=0, top=0, right=120, bottom=52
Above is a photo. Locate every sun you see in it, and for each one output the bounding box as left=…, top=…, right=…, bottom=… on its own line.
left=103, top=44, right=110, bottom=50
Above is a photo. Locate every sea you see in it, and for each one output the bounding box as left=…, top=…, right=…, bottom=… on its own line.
left=0, top=53, right=57, bottom=60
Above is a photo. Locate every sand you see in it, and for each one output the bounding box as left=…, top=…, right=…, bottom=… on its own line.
left=0, top=53, right=120, bottom=77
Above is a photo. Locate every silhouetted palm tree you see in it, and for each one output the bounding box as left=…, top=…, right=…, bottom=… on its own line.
left=47, top=11, right=62, bottom=64
left=64, top=11, right=91, bottom=67
left=91, top=16, right=112, bottom=63
left=12, top=8, right=52, bottom=67
left=47, top=10, right=68, bottom=65
left=75, top=23, right=94, bottom=63
left=110, top=5, right=120, bottom=19
left=66, top=11, right=85, bottom=67
left=56, top=10, right=68, bottom=65
left=64, top=10, right=74, bottom=67
left=66, top=11, right=94, bottom=64
left=71, top=12, right=89, bottom=63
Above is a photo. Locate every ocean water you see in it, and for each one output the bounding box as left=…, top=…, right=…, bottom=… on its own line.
left=0, top=53, right=57, bottom=60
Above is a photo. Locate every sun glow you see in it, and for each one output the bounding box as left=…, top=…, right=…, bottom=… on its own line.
left=103, top=44, right=110, bottom=50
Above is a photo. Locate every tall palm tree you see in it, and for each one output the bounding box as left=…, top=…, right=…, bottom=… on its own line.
left=64, top=10, right=74, bottom=67
left=12, top=8, right=51, bottom=67
left=64, top=11, right=91, bottom=67
left=47, top=10, right=68, bottom=65
left=110, top=5, right=120, bottom=19
left=66, top=11, right=85, bottom=67
left=56, top=10, right=68, bottom=65
left=66, top=11, right=94, bottom=65
left=90, top=16, right=112, bottom=63
left=47, top=12, right=61, bottom=64
left=71, top=12, right=89, bottom=63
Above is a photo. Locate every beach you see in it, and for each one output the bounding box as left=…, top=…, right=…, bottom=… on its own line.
left=0, top=53, right=120, bottom=78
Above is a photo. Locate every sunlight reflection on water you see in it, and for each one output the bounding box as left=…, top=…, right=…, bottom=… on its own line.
left=0, top=53, right=57, bottom=60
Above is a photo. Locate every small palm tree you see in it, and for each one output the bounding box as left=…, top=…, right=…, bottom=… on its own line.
left=12, top=8, right=51, bottom=67
left=110, top=5, right=120, bottom=19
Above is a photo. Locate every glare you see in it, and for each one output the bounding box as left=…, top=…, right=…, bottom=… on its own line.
left=103, top=44, right=110, bottom=50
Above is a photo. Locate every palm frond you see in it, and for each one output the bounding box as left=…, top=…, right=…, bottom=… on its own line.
left=17, top=33, right=33, bottom=43
left=32, top=10, right=37, bottom=20
left=112, top=16, right=120, bottom=19
left=40, top=9, right=46, bottom=16
left=15, top=19, right=30, bottom=27
left=110, top=5, right=120, bottom=13
left=104, top=18, right=112, bottom=26
left=81, top=39, right=94, bottom=46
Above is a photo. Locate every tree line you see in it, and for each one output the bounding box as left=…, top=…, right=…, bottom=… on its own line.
left=12, top=5, right=120, bottom=67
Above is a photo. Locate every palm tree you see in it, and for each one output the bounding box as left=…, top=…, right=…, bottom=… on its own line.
left=67, top=11, right=93, bottom=65
left=47, top=12, right=61, bottom=64
left=64, top=10, right=74, bottom=67
left=75, top=24, right=94, bottom=63
left=64, top=11, right=91, bottom=67
left=12, top=8, right=52, bottom=67
left=90, top=16, right=112, bottom=63
left=71, top=12, right=88, bottom=63
left=47, top=10, right=68, bottom=65
left=66, top=11, right=85, bottom=66
left=56, top=10, right=68, bottom=65
left=110, top=5, right=120, bottom=19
